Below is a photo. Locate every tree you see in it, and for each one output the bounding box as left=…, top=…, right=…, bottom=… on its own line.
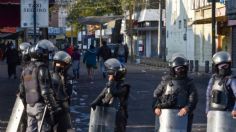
left=67, top=0, right=138, bottom=62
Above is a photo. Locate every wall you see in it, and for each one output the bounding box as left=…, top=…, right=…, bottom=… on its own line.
left=166, top=0, right=195, bottom=60
left=194, top=24, right=212, bottom=66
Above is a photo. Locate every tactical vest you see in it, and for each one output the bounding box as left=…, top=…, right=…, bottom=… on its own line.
left=22, top=62, right=44, bottom=106
left=162, top=79, right=189, bottom=108
left=51, top=72, right=69, bottom=101
left=105, top=82, right=129, bottom=110
left=210, top=76, right=235, bottom=110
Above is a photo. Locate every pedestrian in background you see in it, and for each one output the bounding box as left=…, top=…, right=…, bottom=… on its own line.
left=83, top=44, right=97, bottom=83
left=72, top=47, right=81, bottom=79
left=114, top=42, right=129, bottom=64
left=3, top=42, right=20, bottom=79
left=97, top=41, right=111, bottom=78
left=66, top=44, right=74, bottom=57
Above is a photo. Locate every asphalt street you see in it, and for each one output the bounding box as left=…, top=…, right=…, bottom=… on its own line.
left=0, top=61, right=210, bottom=132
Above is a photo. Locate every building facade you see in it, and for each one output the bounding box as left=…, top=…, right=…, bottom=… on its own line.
left=166, top=0, right=195, bottom=61
left=123, top=0, right=165, bottom=58
left=226, top=0, right=236, bottom=68
left=192, top=0, right=228, bottom=66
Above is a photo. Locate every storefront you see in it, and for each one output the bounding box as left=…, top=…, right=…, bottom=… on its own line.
left=226, top=0, right=236, bottom=67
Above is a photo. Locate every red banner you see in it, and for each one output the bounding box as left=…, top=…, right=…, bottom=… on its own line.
left=0, top=27, right=17, bottom=33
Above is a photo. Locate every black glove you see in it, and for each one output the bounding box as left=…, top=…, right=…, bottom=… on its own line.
left=102, top=92, right=113, bottom=104
left=90, top=102, right=97, bottom=110
left=49, top=106, right=62, bottom=125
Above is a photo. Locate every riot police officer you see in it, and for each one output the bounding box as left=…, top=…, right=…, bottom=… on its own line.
left=18, top=42, right=31, bottom=132
left=51, top=51, right=73, bottom=132
left=90, top=58, right=130, bottom=132
left=206, top=51, right=236, bottom=132
left=152, top=53, right=198, bottom=132
left=19, top=40, right=61, bottom=132
left=19, top=42, right=31, bottom=66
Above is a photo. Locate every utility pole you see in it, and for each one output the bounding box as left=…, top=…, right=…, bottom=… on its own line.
left=128, top=1, right=134, bottom=63
left=157, top=0, right=163, bottom=59
left=100, top=24, right=103, bottom=47
left=33, top=0, right=37, bottom=44
left=71, top=24, right=73, bottom=45
left=212, top=0, right=216, bottom=56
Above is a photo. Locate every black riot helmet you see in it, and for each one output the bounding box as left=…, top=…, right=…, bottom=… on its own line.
left=53, top=51, right=72, bottom=72
left=29, top=39, right=56, bottom=61
left=212, top=51, right=232, bottom=76
left=19, top=42, right=31, bottom=63
left=169, top=53, right=188, bottom=78
left=104, top=58, right=127, bottom=81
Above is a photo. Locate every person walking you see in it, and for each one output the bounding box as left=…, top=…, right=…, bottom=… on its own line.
left=114, top=43, right=129, bottom=64
left=72, top=47, right=81, bottom=79
left=66, top=44, right=74, bottom=57
left=83, top=44, right=97, bottom=83
left=3, top=43, right=20, bottom=79
left=97, top=41, right=112, bottom=78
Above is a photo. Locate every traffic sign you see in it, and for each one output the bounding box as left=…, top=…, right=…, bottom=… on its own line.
left=21, top=0, right=49, bottom=28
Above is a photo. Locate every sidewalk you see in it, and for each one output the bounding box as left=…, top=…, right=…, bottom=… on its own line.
left=137, top=57, right=212, bottom=75
left=0, top=61, right=20, bottom=131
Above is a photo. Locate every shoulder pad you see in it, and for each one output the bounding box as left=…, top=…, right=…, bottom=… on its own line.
left=35, top=62, right=47, bottom=67
left=122, top=83, right=131, bottom=88
left=161, top=75, right=171, bottom=81
left=186, top=76, right=194, bottom=82
left=38, top=66, right=50, bottom=78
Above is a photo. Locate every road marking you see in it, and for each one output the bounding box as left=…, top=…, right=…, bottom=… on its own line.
left=0, top=120, right=8, bottom=124
left=126, top=123, right=206, bottom=128
left=129, top=93, right=137, bottom=100
left=137, top=90, right=150, bottom=94
left=126, top=125, right=154, bottom=128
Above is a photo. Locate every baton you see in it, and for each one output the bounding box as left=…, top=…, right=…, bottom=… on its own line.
left=38, top=105, right=48, bottom=132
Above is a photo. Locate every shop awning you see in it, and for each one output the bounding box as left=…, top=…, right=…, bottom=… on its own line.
left=0, top=27, right=24, bottom=39
left=192, top=16, right=228, bottom=25
left=0, top=33, right=12, bottom=38
left=78, top=16, right=123, bottom=25
left=0, top=27, right=17, bottom=33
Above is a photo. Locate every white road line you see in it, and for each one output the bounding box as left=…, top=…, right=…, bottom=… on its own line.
left=126, top=123, right=207, bottom=128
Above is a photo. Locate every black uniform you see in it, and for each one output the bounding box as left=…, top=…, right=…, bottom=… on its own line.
left=20, top=61, right=60, bottom=132
left=90, top=58, right=130, bottom=132
left=152, top=75, right=198, bottom=132
left=153, top=53, right=198, bottom=132
left=51, top=71, right=73, bottom=131
left=20, top=40, right=60, bottom=132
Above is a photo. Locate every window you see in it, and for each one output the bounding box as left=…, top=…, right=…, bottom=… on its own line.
left=184, top=19, right=187, bottom=28
left=179, top=20, right=182, bottom=29
left=146, top=0, right=159, bottom=9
